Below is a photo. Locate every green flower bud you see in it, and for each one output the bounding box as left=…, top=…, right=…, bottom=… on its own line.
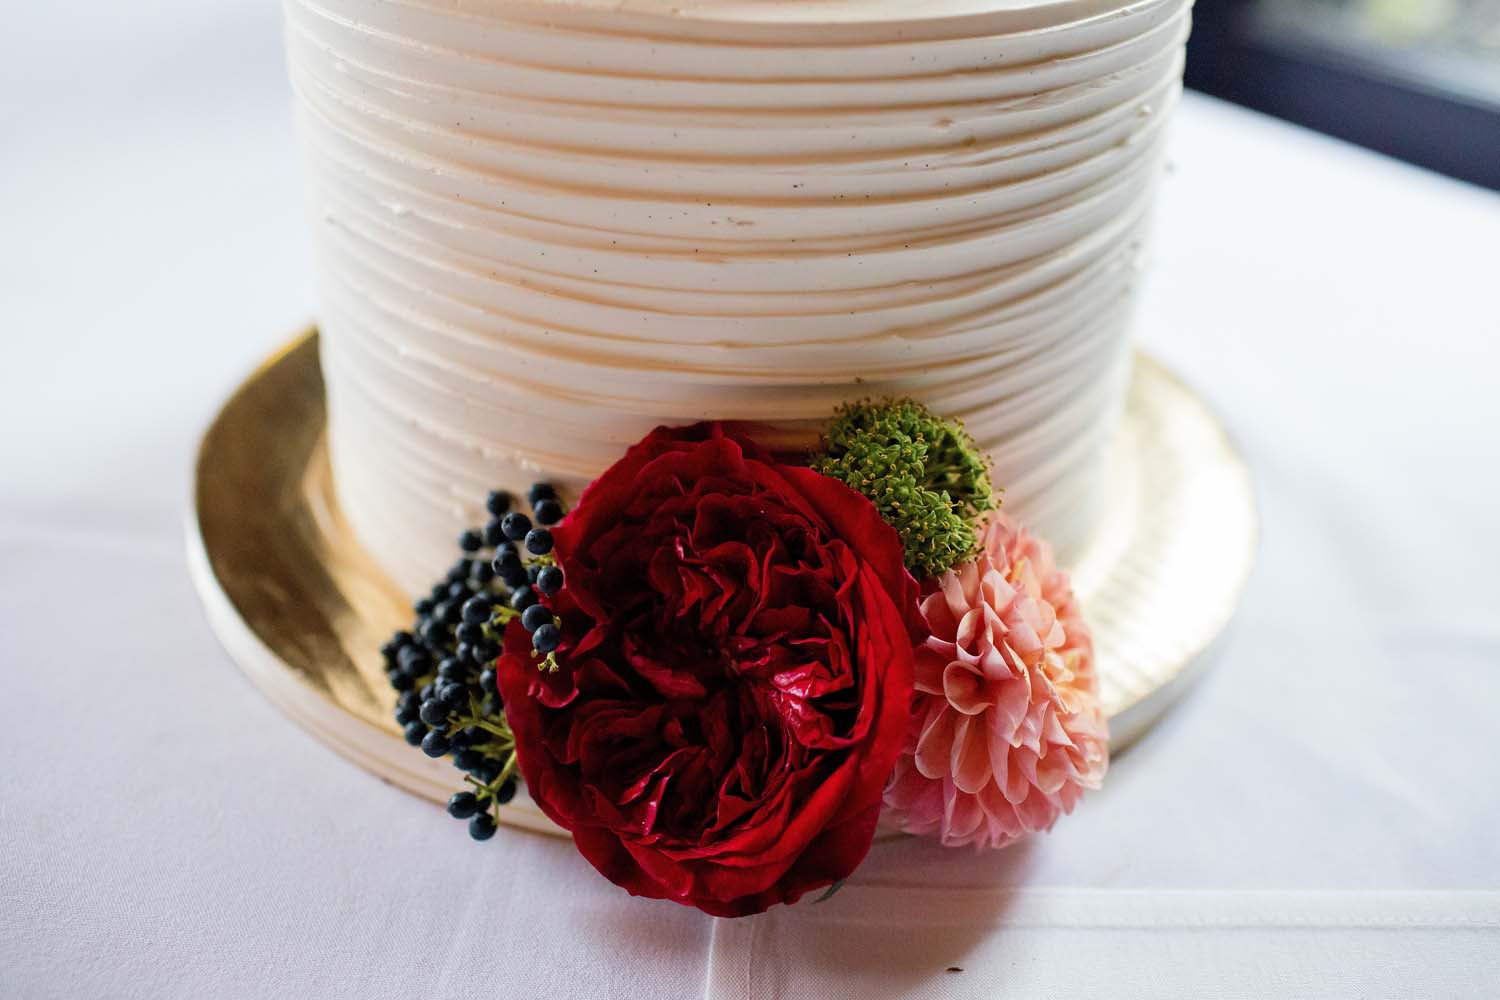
left=813, top=399, right=997, bottom=578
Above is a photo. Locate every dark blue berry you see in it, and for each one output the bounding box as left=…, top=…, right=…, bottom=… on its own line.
left=394, top=692, right=421, bottom=725
left=419, top=699, right=449, bottom=727
left=461, top=595, right=494, bottom=626
left=471, top=639, right=499, bottom=663
left=421, top=730, right=451, bottom=758
left=437, top=658, right=466, bottom=682
left=533, top=497, right=564, bottom=525
left=471, top=561, right=496, bottom=585
left=437, top=681, right=466, bottom=710
left=419, top=620, right=448, bottom=647
left=476, top=760, right=503, bottom=784
left=492, top=544, right=521, bottom=571
left=419, top=681, right=435, bottom=702
left=499, top=564, right=528, bottom=589
left=381, top=633, right=409, bottom=664
left=524, top=528, right=553, bottom=556
left=469, top=813, right=497, bottom=840
left=532, top=623, right=561, bottom=654
left=510, top=586, right=538, bottom=612
left=456, top=622, right=483, bottom=646
left=453, top=748, right=483, bottom=772
left=448, top=582, right=473, bottom=602
left=500, top=512, right=531, bottom=542
left=455, top=642, right=473, bottom=665
left=414, top=597, right=435, bottom=616
left=479, top=669, right=497, bottom=694
left=535, top=565, right=563, bottom=596
left=521, top=604, right=552, bottom=633
left=493, top=778, right=517, bottom=805
left=458, top=529, right=482, bottom=553
left=483, top=519, right=507, bottom=547
left=441, top=601, right=463, bottom=625
left=446, top=559, right=472, bottom=583
left=403, top=720, right=428, bottom=746
left=447, top=791, right=480, bottom=819
left=485, top=490, right=513, bottom=517
left=387, top=669, right=415, bottom=693
left=528, top=482, right=557, bottom=507
left=397, top=645, right=429, bottom=670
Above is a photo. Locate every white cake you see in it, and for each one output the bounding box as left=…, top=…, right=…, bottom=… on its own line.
left=285, top=0, right=1191, bottom=595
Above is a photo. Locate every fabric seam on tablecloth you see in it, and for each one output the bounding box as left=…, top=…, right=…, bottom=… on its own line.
left=705, top=889, right=1500, bottom=999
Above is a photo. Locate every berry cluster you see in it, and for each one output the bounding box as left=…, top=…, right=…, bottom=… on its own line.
left=380, top=482, right=567, bottom=840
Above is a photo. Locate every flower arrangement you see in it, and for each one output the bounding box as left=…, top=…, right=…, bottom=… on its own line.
left=379, top=400, right=1107, bottom=915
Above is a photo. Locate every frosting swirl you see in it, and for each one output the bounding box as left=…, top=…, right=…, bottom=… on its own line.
left=287, top=0, right=1190, bottom=593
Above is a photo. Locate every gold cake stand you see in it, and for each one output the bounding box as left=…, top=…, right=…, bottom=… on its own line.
left=188, top=329, right=1256, bottom=838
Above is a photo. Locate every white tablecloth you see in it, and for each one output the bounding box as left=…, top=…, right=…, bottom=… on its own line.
left=3, top=3, right=1498, bottom=997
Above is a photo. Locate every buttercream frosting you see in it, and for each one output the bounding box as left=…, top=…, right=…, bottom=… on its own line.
left=286, top=0, right=1191, bottom=593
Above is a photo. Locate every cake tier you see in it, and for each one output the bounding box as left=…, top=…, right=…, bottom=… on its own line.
left=287, top=0, right=1190, bottom=594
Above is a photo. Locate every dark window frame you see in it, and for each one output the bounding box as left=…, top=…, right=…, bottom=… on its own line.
left=1186, top=0, right=1500, bottom=190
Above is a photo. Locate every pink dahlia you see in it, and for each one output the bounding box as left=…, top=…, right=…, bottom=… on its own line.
left=882, top=514, right=1108, bottom=849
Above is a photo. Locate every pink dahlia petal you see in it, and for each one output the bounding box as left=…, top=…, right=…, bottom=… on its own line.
left=914, top=701, right=957, bottom=779
left=992, top=671, right=1031, bottom=737
left=950, top=714, right=991, bottom=793
left=941, top=660, right=989, bottom=715
left=943, top=779, right=985, bottom=841
left=921, top=589, right=959, bottom=639
left=913, top=644, right=950, bottom=696
left=954, top=607, right=982, bottom=655
left=883, top=513, right=1109, bottom=850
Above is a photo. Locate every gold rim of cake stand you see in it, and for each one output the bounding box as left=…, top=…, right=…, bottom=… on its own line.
left=188, top=328, right=1256, bottom=838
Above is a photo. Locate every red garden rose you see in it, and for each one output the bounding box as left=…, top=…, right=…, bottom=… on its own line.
left=496, top=423, right=922, bottom=916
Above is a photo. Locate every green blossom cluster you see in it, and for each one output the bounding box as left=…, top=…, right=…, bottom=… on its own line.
left=813, top=398, right=996, bottom=578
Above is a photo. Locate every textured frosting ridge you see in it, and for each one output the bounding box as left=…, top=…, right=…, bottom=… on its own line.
left=286, top=0, right=1191, bottom=594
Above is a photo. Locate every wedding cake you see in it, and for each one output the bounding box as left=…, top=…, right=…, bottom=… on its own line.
left=285, top=0, right=1192, bottom=596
